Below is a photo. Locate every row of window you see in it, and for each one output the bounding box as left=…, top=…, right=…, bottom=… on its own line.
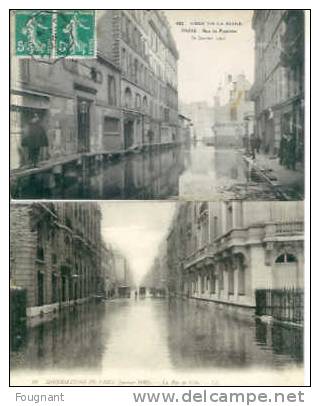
left=37, top=266, right=95, bottom=306
left=121, top=12, right=149, bottom=59
left=120, top=12, right=177, bottom=85
left=256, top=64, right=303, bottom=113
left=121, top=47, right=168, bottom=102
left=121, top=12, right=168, bottom=67
left=123, top=86, right=172, bottom=121
left=191, top=267, right=246, bottom=296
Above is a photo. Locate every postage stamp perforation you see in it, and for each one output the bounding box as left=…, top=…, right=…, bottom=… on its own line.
left=14, top=9, right=96, bottom=60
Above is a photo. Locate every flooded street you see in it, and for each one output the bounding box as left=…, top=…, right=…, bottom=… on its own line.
left=11, top=143, right=282, bottom=200
left=11, top=299, right=303, bottom=377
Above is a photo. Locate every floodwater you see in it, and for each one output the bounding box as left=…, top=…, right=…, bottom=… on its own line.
left=11, top=298, right=303, bottom=379
left=11, top=143, right=283, bottom=200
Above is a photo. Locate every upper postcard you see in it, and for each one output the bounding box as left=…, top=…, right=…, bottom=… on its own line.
left=10, top=10, right=307, bottom=200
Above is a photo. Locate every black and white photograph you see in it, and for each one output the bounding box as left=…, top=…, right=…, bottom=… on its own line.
left=10, top=10, right=306, bottom=200
left=8, top=8, right=309, bottom=390
left=10, top=200, right=304, bottom=386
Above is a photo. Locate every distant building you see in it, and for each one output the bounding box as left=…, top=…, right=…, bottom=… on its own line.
left=178, top=114, right=192, bottom=146
left=250, top=10, right=305, bottom=162
left=143, top=239, right=168, bottom=294
left=213, top=74, right=254, bottom=148
left=10, top=203, right=102, bottom=317
left=160, top=201, right=304, bottom=310
left=100, top=242, right=118, bottom=298
left=180, top=101, right=214, bottom=142
left=111, top=249, right=133, bottom=296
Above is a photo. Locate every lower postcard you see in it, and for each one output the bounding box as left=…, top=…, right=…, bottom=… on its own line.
left=10, top=200, right=306, bottom=386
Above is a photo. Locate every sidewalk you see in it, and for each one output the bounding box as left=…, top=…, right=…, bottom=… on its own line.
left=242, top=152, right=304, bottom=200
left=10, top=142, right=180, bottom=180
left=10, top=150, right=127, bottom=180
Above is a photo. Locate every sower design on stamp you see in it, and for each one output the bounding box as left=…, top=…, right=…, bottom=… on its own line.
left=14, top=10, right=96, bottom=58
left=56, top=11, right=96, bottom=57
left=15, top=11, right=53, bottom=57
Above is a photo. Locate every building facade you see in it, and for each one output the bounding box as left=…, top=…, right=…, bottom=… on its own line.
left=143, top=239, right=168, bottom=294
left=10, top=10, right=180, bottom=170
left=100, top=241, right=118, bottom=298
left=98, top=10, right=179, bottom=149
left=162, top=201, right=304, bottom=309
left=213, top=74, right=254, bottom=148
left=180, top=101, right=214, bottom=142
left=111, top=249, right=133, bottom=296
left=250, top=10, right=304, bottom=162
left=11, top=11, right=122, bottom=169
left=10, top=202, right=102, bottom=317
left=178, top=114, right=192, bottom=146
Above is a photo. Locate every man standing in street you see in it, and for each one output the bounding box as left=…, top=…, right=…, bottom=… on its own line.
left=287, top=133, right=297, bottom=170
left=256, top=135, right=261, bottom=154
left=250, top=133, right=257, bottom=159
left=279, top=134, right=286, bottom=166
left=21, top=114, right=49, bottom=167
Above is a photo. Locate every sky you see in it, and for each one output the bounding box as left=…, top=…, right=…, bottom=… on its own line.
left=101, top=202, right=176, bottom=284
left=165, top=10, right=255, bottom=105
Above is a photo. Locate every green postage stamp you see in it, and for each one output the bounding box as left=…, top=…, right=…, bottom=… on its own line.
left=15, top=11, right=53, bottom=57
left=14, top=10, right=96, bottom=58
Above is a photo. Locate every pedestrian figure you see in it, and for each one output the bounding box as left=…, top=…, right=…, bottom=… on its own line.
left=243, top=134, right=249, bottom=154
left=21, top=114, right=48, bottom=167
left=250, top=133, right=256, bottom=159
left=256, top=136, right=261, bottom=154
left=134, top=290, right=138, bottom=300
left=281, top=134, right=291, bottom=169
left=279, top=134, right=286, bottom=166
left=147, top=129, right=154, bottom=144
left=287, top=133, right=296, bottom=170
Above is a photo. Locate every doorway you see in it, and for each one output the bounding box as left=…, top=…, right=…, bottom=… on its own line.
left=124, top=120, right=134, bottom=149
left=77, top=99, right=91, bottom=153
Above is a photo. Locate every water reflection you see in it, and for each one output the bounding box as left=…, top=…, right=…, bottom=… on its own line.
left=11, top=144, right=283, bottom=200
left=11, top=304, right=107, bottom=371
left=11, top=147, right=185, bottom=200
left=166, top=300, right=302, bottom=369
left=11, top=299, right=303, bottom=373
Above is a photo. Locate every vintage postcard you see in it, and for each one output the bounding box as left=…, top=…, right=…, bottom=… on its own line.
left=9, top=9, right=309, bottom=388
left=10, top=200, right=305, bottom=386
left=10, top=10, right=307, bottom=200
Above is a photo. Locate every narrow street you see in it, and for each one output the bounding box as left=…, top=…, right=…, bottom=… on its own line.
left=11, top=298, right=303, bottom=375
left=11, top=143, right=284, bottom=200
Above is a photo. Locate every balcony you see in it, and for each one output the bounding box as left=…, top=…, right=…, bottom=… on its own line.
left=214, top=229, right=248, bottom=254
left=183, top=244, right=214, bottom=270
left=264, top=221, right=304, bottom=239
left=213, top=221, right=304, bottom=253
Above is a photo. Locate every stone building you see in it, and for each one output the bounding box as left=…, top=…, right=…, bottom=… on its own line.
left=103, top=10, right=179, bottom=148
left=112, top=249, right=133, bottom=296
left=178, top=114, right=192, bottom=146
left=213, top=74, right=254, bottom=148
left=163, top=201, right=304, bottom=309
left=143, top=239, right=168, bottom=294
left=11, top=10, right=122, bottom=169
left=10, top=202, right=102, bottom=317
left=250, top=10, right=305, bottom=162
left=180, top=101, right=214, bottom=142
left=100, top=241, right=118, bottom=298
left=10, top=10, right=180, bottom=170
